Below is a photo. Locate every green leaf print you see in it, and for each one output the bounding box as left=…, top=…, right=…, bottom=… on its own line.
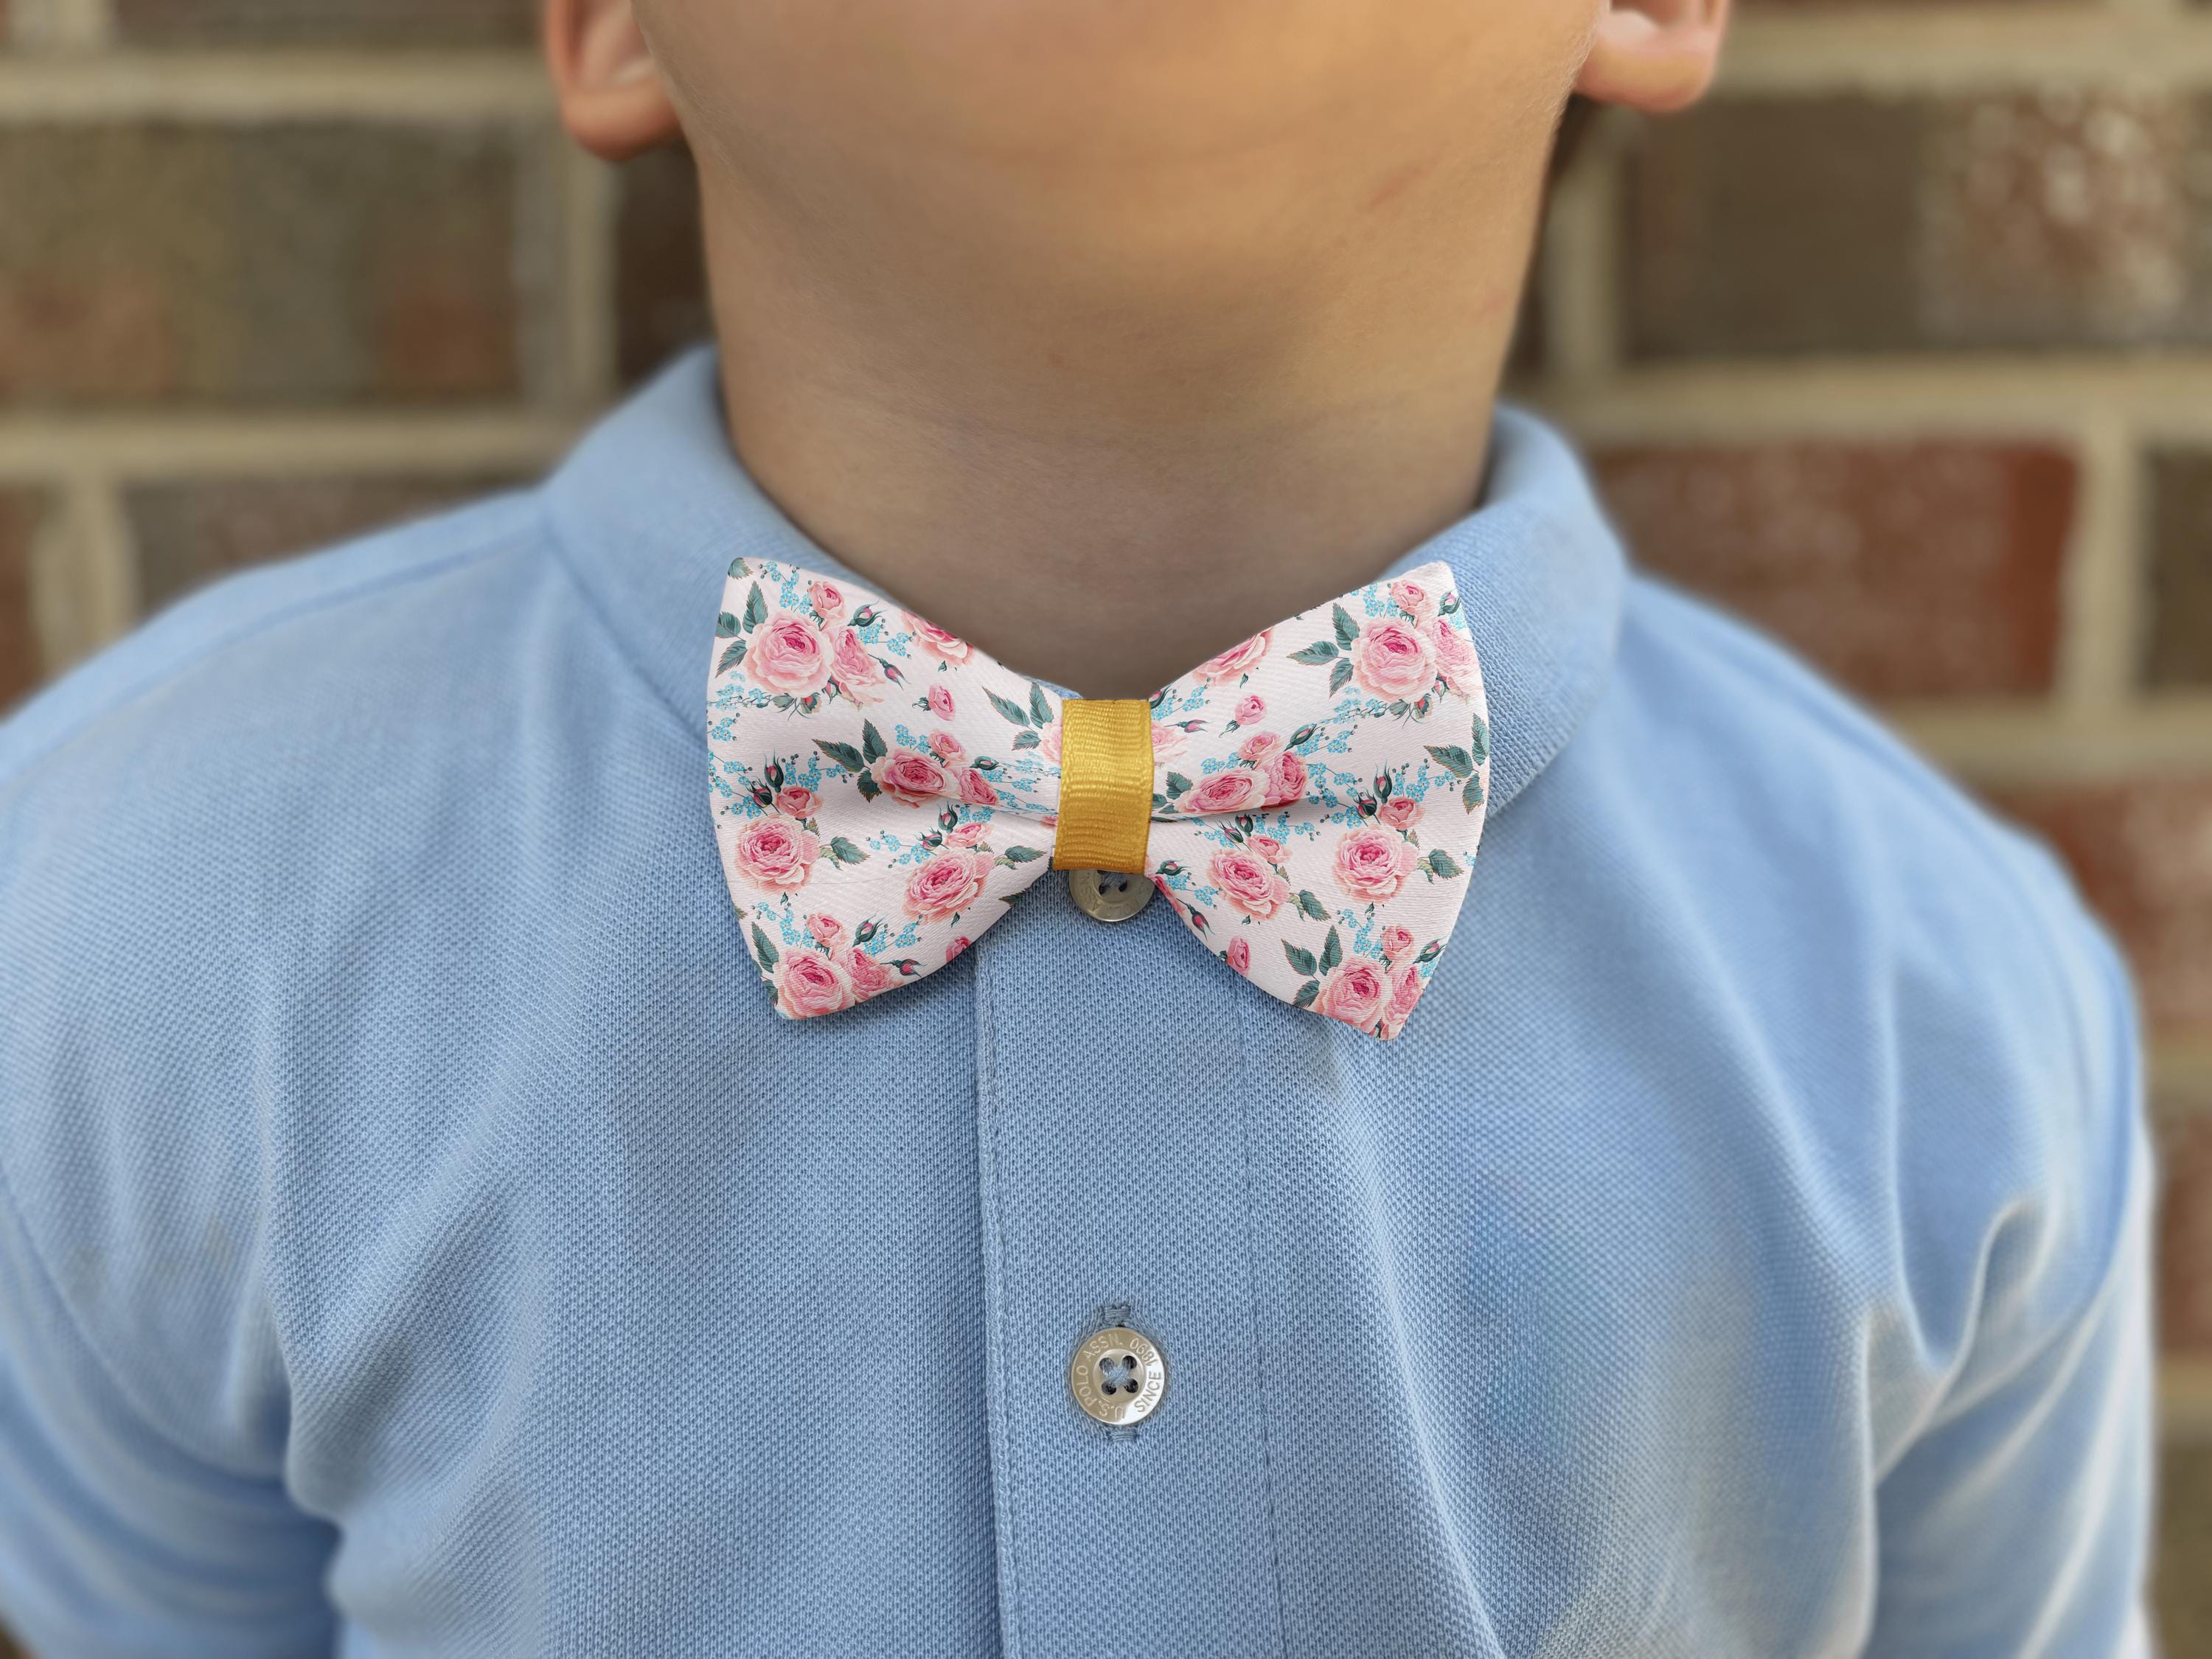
left=717, top=640, right=745, bottom=675
left=860, top=720, right=888, bottom=764
left=727, top=557, right=751, bottom=579
left=1332, top=604, right=1359, bottom=648
left=1296, top=890, right=1329, bottom=922
left=1461, top=773, right=1484, bottom=813
left=1029, top=683, right=1052, bottom=726
left=743, top=582, right=768, bottom=629
left=1001, top=846, right=1048, bottom=863
left=1013, top=729, right=1041, bottom=751
left=1426, top=849, right=1462, bottom=879
left=815, top=739, right=868, bottom=773
left=1425, top=744, right=1475, bottom=779
left=716, top=611, right=741, bottom=638
left=856, top=771, right=883, bottom=802
left=751, top=925, right=779, bottom=970
left=1320, top=927, right=1343, bottom=975
left=1293, top=978, right=1321, bottom=1010
left=985, top=688, right=1034, bottom=728
left=1164, top=772, right=1193, bottom=800
left=1283, top=941, right=1318, bottom=977
left=1468, top=714, right=1489, bottom=765
left=828, top=837, right=869, bottom=865
left=1328, top=658, right=1354, bottom=696
left=1288, top=641, right=1338, bottom=666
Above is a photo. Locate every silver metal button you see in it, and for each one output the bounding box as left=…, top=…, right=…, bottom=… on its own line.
left=1066, top=868, right=1152, bottom=923
left=1069, top=1324, right=1168, bottom=1427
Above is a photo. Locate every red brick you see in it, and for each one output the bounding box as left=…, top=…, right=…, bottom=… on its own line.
left=2158, top=1100, right=2212, bottom=1359
left=1624, top=93, right=2212, bottom=355
left=0, top=489, right=45, bottom=709
left=2149, top=450, right=2212, bottom=690
left=126, top=474, right=526, bottom=613
left=1592, top=441, right=2073, bottom=700
left=1989, top=778, right=2212, bottom=1039
left=0, top=125, right=526, bottom=406
left=615, top=147, right=711, bottom=387
left=111, top=0, right=532, bottom=45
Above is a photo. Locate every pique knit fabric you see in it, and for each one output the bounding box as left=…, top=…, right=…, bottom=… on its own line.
left=0, top=347, right=2155, bottom=1658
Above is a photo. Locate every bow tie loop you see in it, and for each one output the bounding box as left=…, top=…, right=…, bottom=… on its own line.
left=707, top=559, right=1489, bottom=1039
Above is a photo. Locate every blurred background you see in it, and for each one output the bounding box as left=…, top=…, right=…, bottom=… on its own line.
left=0, top=0, right=2207, bottom=1650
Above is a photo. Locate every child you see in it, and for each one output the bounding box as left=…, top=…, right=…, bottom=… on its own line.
left=0, top=1, right=2154, bottom=1652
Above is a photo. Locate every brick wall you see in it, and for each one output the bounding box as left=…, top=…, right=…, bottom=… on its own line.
left=0, top=0, right=2207, bottom=1646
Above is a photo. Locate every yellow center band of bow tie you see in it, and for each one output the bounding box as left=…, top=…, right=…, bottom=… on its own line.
left=1051, top=698, right=1155, bottom=874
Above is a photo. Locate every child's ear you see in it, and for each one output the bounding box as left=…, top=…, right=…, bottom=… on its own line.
left=1575, top=0, right=1731, bottom=116
left=544, top=0, right=681, bottom=161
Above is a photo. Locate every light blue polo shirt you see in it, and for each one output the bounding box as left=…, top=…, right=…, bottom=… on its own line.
left=0, top=348, right=2155, bottom=1657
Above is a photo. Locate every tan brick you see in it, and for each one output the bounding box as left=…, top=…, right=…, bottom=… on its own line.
left=1989, top=778, right=2212, bottom=1040
left=615, top=147, right=711, bottom=387
left=2149, top=451, right=2212, bottom=691
left=0, top=488, right=46, bottom=710
left=1625, top=94, right=2212, bottom=355
left=2159, top=1439, right=2212, bottom=1658
left=0, top=125, right=527, bottom=406
left=1593, top=441, right=2073, bottom=700
left=111, top=0, right=533, bottom=45
left=126, top=473, right=526, bottom=613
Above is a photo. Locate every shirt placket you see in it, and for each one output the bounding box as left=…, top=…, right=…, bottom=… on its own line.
left=971, top=883, right=1290, bottom=1659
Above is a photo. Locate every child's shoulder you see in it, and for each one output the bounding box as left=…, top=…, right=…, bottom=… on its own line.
left=0, top=487, right=551, bottom=795
left=1610, top=568, right=2135, bottom=1164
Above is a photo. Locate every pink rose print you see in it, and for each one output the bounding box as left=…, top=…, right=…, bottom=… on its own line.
left=1333, top=825, right=1416, bottom=902
left=1380, top=961, right=1426, bottom=1038
left=1432, top=616, right=1480, bottom=698
left=903, top=612, right=972, bottom=664
left=926, top=683, right=956, bottom=721
left=1380, top=924, right=1414, bottom=962
left=1227, top=936, right=1251, bottom=975
left=832, top=627, right=887, bottom=704
left=846, top=947, right=896, bottom=1000
left=1314, top=956, right=1389, bottom=1031
left=879, top=748, right=950, bottom=807
left=731, top=815, right=820, bottom=891
left=1234, top=694, right=1266, bottom=726
left=1151, top=723, right=1189, bottom=762
left=1183, top=768, right=1265, bottom=815
left=776, top=785, right=818, bottom=819
left=925, top=729, right=964, bottom=763
left=808, top=580, right=849, bottom=627
left=1238, top=731, right=1282, bottom=763
left=947, top=821, right=990, bottom=848
left=1262, top=748, right=1307, bottom=808
left=958, top=768, right=1001, bottom=808
left=775, top=949, right=856, bottom=1019
left=806, top=912, right=846, bottom=949
left=1246, top=835, right=1284, bottom=863
left=743, top=611, right=835, bottom=698
left=1378, top=795, right=1422, bottom=832
left=1208, top=846, right=1293, bottom=921
left=1390, top=578, right=1438, bottom=625
left=945, top=936, right=972, bottom=963
left=1192, top=629, right=1272, bottom=685
left=1349, top=616, right=1437, bottom=703
left=904, top=848, right=992, bottom=922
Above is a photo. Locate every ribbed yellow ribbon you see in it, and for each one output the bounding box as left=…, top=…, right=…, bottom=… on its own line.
left=1051, top=699, right=1155, bottom=874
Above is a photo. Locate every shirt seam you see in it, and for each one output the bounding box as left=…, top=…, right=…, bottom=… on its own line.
left=1230, top=982, right=1296, bottom=1659
left=0, top=509, right=536, bottom=796
left=974, top=956, right=1029, bottom=1659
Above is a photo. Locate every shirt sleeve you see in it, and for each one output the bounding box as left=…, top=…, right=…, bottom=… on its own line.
left=0, top=1167, right=339, bottom=1658
left=1863, top=901, right=2158, bottom=1658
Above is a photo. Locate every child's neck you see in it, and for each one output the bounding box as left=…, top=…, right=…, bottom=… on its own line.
left=702, top=194, right=1526, bottom=700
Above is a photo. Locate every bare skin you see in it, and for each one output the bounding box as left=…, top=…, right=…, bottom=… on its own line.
left=546, top=0, right=1729, bottom=697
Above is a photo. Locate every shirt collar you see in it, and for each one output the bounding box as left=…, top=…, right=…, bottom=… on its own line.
left=545, top=345, right=1624, bottom=817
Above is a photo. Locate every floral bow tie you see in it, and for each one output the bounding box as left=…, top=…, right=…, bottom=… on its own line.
left=706, top=557, right=1490, bottom=1040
